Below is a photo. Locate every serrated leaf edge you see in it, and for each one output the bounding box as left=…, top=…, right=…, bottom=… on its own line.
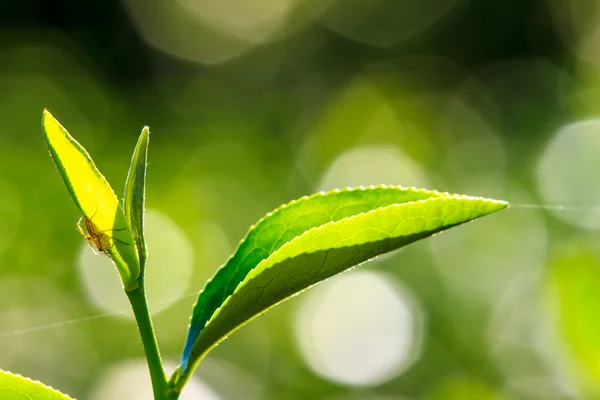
left=0, top=369, right=75, bottom=399
left=204, top=194, right=507, bottom=328
left=178, top=185, right=448, bottom=372
left=195, top=186, right=448, bottom=285
left=180, top=192, right=507, bottom=377
left=184, top=185, right=449, bottom=328
left=187, top=188, right=506, bottom=326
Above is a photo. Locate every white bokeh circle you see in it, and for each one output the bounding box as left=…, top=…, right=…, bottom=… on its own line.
left=294, top=270, right=423, bottom=387
left=318, top=145, right=429, bottom=192
left=89, top=359, right=220, bottom=400
left=537, top=119, right=600, bottom=229
left=78, top=209, right=194, bottom=317
left=126, top=0, right=299, bottom=64
left=310, top=0, right=462, bottom=48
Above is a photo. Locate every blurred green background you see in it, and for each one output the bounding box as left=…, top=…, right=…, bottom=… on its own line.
left=1, top=0, right=600, bottom=399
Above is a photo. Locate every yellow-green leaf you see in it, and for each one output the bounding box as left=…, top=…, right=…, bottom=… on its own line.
left=0, top=369, right=74, bottom=399
left=171, top=186, right=508, bottom=391
left=42, top=110, right=139, bottom=290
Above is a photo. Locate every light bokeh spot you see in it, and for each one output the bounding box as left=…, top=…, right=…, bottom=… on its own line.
left=193, top=357, right=265, bottom=400
left=0, top=277, right=90, bottom=391
left=176, top=0, right=299, bottom=41
left=310, top=0, right=462, bottom=47
left=318, top=145, right=429, bottom=192
left=440, top=97, right=506, bottom=191
left=296, top=77, right=434, bottom=182
left=548, top=0, right=600, bottom=66
left=294, top=270, right=422, bottom=387
left=430, top=189, right=546, bottom=304
left=78, top=209, right=194, bottom=317
left=488, top=271, right=568, bottom=399
left=89, top=359, right=220, bottom=400
left=537, top=119, right=600, bottom=229
left=126, top=0, right=298, bottom=64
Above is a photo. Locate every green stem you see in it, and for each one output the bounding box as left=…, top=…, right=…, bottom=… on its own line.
left=127, top=284, right=169, bottom=400
left=165, top=370, right=182, bottom=400
left=166, top=388, right=181, bottom=400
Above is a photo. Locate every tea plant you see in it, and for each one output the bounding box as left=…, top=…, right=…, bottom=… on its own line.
left=0, top=110, right=508, bottom=399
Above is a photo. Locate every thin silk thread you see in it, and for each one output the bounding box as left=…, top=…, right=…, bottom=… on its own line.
left=2, top=202, right=599, bottom=338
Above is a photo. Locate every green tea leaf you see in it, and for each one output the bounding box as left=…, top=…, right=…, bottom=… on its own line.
left=42, top=110, right=139, bottom=290
left=0, top=369, right=74, bottom=399
left=172, top=186, right=507, bottom=390
left=124, top=126, right=149, bottom=272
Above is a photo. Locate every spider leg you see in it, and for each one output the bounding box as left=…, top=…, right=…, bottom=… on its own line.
left=100, top=227, right=126, bottom=232
left=76, top=217, right=86, bottom=235
left=110, top=236, right=130, bottom=245
left=90, top=204, right=99, bottom=221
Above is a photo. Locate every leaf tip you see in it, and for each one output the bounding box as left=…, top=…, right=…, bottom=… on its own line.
left=494, top=199, right=510, bottom=208
left=41, top=109, right=67, bottom=142
left=42, top=109, right=51, bottom=131
left=485, top=198, right=510, bottom=214
left=138, top=126, right=150, bottom=147
left=42, top=108, right=55, bottom=125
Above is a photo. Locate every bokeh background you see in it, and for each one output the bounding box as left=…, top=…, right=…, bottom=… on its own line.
left=1, top=0, right=600, bottom=399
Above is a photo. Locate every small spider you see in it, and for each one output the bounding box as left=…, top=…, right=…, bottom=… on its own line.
left=77, top=210, right=129, bottom=255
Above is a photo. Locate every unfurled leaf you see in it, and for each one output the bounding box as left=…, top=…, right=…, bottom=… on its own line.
left=124, top=126, right=149, bottom=272
left=42, top=110, right=139, bottom=290
left=0, top=369, right=74, bottom=399
left=171, top=186, right=508, bottom=391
